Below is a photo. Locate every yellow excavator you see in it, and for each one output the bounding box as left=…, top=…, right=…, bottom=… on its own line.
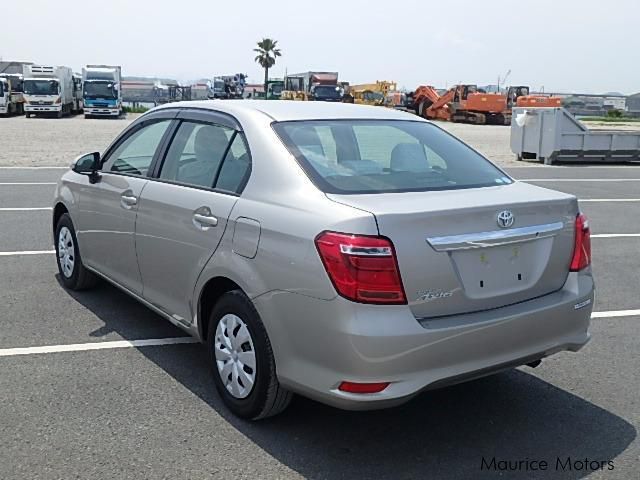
left=343, top=80, right=398, bottom=107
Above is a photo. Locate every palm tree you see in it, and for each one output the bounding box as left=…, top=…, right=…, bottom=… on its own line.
left=254, top=38, right=282, bottom=96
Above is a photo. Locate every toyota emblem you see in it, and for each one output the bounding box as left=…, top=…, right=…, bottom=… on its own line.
left=497, top=210, right=515, bottom=228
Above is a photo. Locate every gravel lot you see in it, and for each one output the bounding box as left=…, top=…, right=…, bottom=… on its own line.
left=2, top=111, right=639, bottom=169
left=0, top=114, right=141, bottom=167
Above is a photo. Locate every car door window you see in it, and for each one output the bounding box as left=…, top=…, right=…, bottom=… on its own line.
left=215, top=133, right=251, bottom=194
left=103, top=120, right=172, bottom=176
left=159, top=121, right=233, bottom=189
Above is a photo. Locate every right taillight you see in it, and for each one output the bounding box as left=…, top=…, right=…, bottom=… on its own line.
left=570, top=213, right=591, bottom=271
left=315, top=231, right=407, bottom=305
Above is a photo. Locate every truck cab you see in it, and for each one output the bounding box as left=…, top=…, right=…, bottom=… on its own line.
left=266, top=80, right=284, bottom=100
left=83, top=79, right=121, bottom=117
left=23, top=77, right=62, bottom=117
left=82, top=65, right=122, bottom=118
left=0, top=78, right=10, bottom=115
left=23, top=65, right=74, bottom=118
left=310, top=84, right=343, bottom=102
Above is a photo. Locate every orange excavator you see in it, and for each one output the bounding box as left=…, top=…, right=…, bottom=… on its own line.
left=515, top=94, right=563, bottom=107
left=415, top=84, right=510, bottom=124
left=413, top=84, right=562, bottom=125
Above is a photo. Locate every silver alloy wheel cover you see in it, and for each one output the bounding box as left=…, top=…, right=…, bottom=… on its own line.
left=58, top=226, right=75, bottom=278
left=214, top=313, right=257, bottom=399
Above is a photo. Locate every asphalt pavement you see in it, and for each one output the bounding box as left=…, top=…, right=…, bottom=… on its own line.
left=0, top=165, right=638, bottom=479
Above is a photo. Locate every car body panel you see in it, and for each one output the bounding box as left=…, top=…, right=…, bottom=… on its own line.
left=76, top=173, right=149, bottom=294
left=135, top=181, right=239, bottom=324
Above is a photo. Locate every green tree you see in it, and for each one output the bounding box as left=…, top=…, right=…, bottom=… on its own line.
left=254, top=38, right=282, bottom=96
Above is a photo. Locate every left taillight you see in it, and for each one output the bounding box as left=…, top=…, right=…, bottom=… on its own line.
left=315, top=231, right=407, bottom=305
left=570, top=213, right=591, bottom=272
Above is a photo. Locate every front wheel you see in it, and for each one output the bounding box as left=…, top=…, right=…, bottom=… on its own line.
left=55, top=213, right=97, bottom=290
left=207, top=290, right=292, bottom=420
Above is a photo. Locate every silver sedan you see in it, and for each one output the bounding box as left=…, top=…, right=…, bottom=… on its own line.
left=53, top=100, right=594, bottom=419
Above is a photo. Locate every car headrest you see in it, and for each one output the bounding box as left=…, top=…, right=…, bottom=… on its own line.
left=390, top=143, right=430, bottom=172
left=194, top=126, right=229, bottom=161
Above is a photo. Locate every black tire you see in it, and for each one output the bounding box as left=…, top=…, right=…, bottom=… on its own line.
left=207, top=290, right=292, bottom=420
left=55, top=213, right=97, bottom=290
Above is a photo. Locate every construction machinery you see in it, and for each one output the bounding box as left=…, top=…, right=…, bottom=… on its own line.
left=515, top=94, right=563, bottom=108
left=414, top=84, right=502, bottom=124
left=414, top=84, right=539, bottom=125
left=282, top=72, right=342, bottom=102
left=343, top=80, right=398, bottom=107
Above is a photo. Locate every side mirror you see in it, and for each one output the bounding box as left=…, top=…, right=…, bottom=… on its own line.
left=72, top=152, right=101, bottom=183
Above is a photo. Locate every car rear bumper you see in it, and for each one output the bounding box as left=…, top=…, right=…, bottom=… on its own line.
left=254, top=271, right=594, bottom=410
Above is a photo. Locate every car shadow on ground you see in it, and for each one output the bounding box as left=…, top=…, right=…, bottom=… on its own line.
left=62, top=277, right=637, bottom=480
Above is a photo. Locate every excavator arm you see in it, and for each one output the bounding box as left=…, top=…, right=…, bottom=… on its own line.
left=425, top=87, right=456, bottom=120
left=412, top=85, right=441, bottom=115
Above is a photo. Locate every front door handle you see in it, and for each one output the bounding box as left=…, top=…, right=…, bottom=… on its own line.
left=193, top=213, right=218, bottom=227
left=121, top=194, right=138, bottom=208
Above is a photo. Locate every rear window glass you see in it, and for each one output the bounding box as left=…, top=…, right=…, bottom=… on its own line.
left=273, top=120, right=512, bottom=194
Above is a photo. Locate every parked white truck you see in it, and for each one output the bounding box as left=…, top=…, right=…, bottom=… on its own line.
left=82, top=65, right=122, bottom=117
left=23, top=65, right=74, bottom=117
left=0, top=74, right=25, bottom=115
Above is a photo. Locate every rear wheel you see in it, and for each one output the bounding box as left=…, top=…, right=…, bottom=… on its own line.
left=55, top=213, right=97, bottom=290
left=207, top=290, right=292, bottom=420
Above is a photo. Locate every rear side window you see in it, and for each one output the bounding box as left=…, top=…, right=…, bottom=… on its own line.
left=159, top=122, right=233, bottom=189
left=273, top=120, right=511, bottom=194
left=158, top=120, right=251, bottom=194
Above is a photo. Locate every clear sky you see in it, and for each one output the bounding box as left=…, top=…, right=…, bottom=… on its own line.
left=2, top=0, right=638, bottom=94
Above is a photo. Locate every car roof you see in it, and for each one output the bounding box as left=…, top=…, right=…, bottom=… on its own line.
left=152, top=100, right=422, bottom=122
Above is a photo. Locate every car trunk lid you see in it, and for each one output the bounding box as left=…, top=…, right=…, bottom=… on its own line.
left=327, top=182, right=578, bottom=319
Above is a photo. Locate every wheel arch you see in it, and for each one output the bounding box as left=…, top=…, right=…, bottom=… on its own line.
left=52, top=202, right=69, bottom=234
left=197, top=276, right=246, bottom=343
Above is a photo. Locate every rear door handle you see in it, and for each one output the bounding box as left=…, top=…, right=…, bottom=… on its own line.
left=193, top=213, right=218, bottom=227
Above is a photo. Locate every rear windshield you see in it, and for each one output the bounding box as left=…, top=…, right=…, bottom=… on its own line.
left=273, top=120, right=512, bottom=194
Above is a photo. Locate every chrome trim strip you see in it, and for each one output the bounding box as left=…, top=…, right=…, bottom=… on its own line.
left=426, top=221, right=565, bottom=251
left=339, top=245, right=392, bottom=256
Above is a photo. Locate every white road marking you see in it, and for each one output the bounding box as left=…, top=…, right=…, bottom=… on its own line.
left=591, top=234, right=640, bottom=238
left=0, top=207, right=53, bottom=211
left=0, top=182, right=56, bottom=185
left=0, top=250, right=55, bottom=256
left=591, top=309, right=640, bottom=319
left=522, top=178, right=640, bottom=182
left=0, top=166, right=66, bottom=169
left=579, top=199, right=640, bottom=203
left=0, top=337, right=198, bottom=357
